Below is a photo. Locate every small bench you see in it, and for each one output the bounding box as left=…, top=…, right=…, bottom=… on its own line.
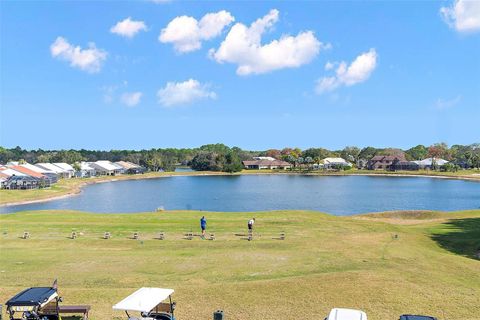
left=59, top=305, right=91, bottom=320
left=22, top=231, right=30, bottom=239
left=104, top=232, right=111, bottom=239
left=278, top=232, right=286, bottom=240
left=71, top=231, right=77, bottom=239
left=133, top=232, right=139, bottom=240
left=158, top=232, right=165, bottom=240
left=209, top=233, right=216, bottom=241
left=184, top=231, right=193, bottom=240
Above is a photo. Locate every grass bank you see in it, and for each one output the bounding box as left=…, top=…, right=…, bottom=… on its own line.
left=0, top=210, right=478, bottom=320
left=1, top=169, right=479, bottom=206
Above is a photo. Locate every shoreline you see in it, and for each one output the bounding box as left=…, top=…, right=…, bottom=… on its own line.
left=1, top=170, right=479, bottom=208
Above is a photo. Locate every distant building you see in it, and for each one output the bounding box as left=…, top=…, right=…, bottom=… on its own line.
left=253, top=156, right=277, bottom=161
left=321, top=157, right=352, bottom=169
left=90, top=161, right=123, bottom=175
left=53, top=163, right=76, bottom=178
left=390, top=160, right=420, bottom=171
left=115, top=161, right=146, bottom=174
left=3, top=175, right=42, bottom=190
left=243, top=159, right=292, bottom=170
left=35, top=163, right=71, bottom=179
left=413, top=158, right=449, bottom=169
left=76, top=162, right=96, bottom=178
left=8, top=165, right=51, bottom=187
left=368, top=155, right=406, bottom=170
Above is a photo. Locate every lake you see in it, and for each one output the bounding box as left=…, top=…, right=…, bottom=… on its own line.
left=2, top=174, right=480, bottom=215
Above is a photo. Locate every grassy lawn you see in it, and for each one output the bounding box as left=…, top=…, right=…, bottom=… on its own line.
left=1, top=169, right=479, bottom=206
left=0, top=210, right=478, bottom=320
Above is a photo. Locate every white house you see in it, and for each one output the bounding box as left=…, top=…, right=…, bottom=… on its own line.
left=77, top=162, right=96, bottom=178
left=321, top=157, right=352, bottom=169
left=35, top=163, right=71, bottom=179
left=53, top=163, right=76, bottom=178
left=414, top=158, right=449, bottom=169
left=19, top=163, right=59, bottom=183
left=90, top=161, right=123, bottom=176
left=0, top=167, right=27, bottom=177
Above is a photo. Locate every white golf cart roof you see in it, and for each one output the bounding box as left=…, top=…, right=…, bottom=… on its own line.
left=113, top=288, right=174, bottom=313
left=327, top=308, right=367, bottom=320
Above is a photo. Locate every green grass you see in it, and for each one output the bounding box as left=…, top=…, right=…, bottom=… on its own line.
left=0, top=210, right=479, bottom=320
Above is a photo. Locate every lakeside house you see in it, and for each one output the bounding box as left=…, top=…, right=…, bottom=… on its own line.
left=77, top=162, right=96, bottom=178
left=19, top=163, right=59, bottom=183
left=89, top=161, right=123, bottom=176
left=390, top=160, right=420, bottom=171
left=35, top=163, right=71, bottom=179
left=243, top=159, right=292, bottom=170
left=320, top=157, right=352, bottom=169
left=53, top=163, right=76, bottom=178
left=2, top=175, right=43, bottom=190
left=368, top=155, right=406, bottom=170
left=8, top=165, right=51, bottom=187
left=115, top=161, right=146, bottom=174
left=413, top=158, right=449, bottom=169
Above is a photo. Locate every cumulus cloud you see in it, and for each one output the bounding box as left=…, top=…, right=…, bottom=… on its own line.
left=157, top=79, right=216, bottom=107
left=209, top=9, right=328, bottom=75
left=316, top=48, right=377, bottom=94
left=440, top=0, right=480, bottom=32
left=159, top=11, right=235, bottom=53
left=120, top=92, right=143, bottom=107
left=110, top=17, right=148, bottom=38
left=50, top=36, right=107, bottom=73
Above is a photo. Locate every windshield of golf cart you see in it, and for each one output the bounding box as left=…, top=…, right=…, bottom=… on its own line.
left=113, top=288, right=175, bottom=319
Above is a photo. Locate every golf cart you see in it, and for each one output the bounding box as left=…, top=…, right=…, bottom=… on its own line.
left=399, top=315, right=437, bottom=320
left=5, top=287, right=62, bottom=320
left=113, top=288, right=176, bottom=320
left=325, top=308, right=368, bottom=320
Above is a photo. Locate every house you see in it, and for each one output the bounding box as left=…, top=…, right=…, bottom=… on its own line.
left=0, top=172, right=9, bottom=188
left=0, top=167, right=27, bottom=177
left=3, top=175, right=42, bottom=190
left=253, top=156, right=277, bottom=161
left=321, top=157, right=352, bottom=169
left=115, top=161, right=146, bottom=174
left=90, top=161, right=123, bottom=175
left=413, top=158, right=449, bottom=169
left=242, top=159, right=292, bottom=170
left=8, top=165, right=51, bottom=187
left=76, top=162, right=96, bottom=178
left=390, top=160, right=420, bottom=171
left=35, top=163, right=71, bottom=179
left=53, top=163, right=76, bottom=178
left=368, top=155, right=406, bottom=170
left=19, top=163, right=58, bottom=183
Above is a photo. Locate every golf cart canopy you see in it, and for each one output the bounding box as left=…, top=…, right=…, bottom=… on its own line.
left=6, top=287, right=58, bottom=307
left=327, top=308, right=368, bottom=320
left=113, top=288, right=174, bottom=313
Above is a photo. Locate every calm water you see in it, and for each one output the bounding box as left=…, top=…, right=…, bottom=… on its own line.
left=1, top=175, right=480, bottom=215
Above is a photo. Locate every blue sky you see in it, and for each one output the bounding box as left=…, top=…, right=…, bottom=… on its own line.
left=1, top=0, right=479, bottom=151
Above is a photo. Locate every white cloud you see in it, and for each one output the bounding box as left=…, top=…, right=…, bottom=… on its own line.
left=159, top=11, right=234, bottom=53
left=435, top=95, right=462, bottom=110
left=120, top=92, right=143, bottom=107
left=50, top=36, right=107, bottom=73
left=209, top=9, right=328, bottom=76
left=157, top=79, right=216, bottom=107
left=316, top=48, right=377, bottom=94
left=440, top=0, right=480, bottom=32
left=110, top=17, right=147, bottom=38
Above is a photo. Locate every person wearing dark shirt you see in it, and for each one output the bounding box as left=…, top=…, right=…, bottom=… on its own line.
left=200, top=216, right=207, bottom=238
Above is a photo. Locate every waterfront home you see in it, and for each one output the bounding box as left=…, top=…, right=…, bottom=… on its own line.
left=414, top=158, right=449, bottom=169
left=19, top=163, right=59, bottom=183
left=76, top=162, right=96, bottom=178
left=368, top=155, right=406, bottom=170
left=253, top=156, right=277, bottom=161
left=3, top=175, right=42, bottom=189
left=243, top=159, right=292, bottom=170
left=90, top=160, right=123, bottom=175
left=8, top=165, right=51, bottom=187
left=390, top=160, right=420, bottom=171
left=321, top=157, right=352, bottom=169
left=115, top=161, right=146, bottom=174
left=53, top=163, right=76, bottom=178
left=35, top=163, right=71, bottom=179
left=0, top=167, right=27, bottom=177
left=0, top=172, right=9, bottom=187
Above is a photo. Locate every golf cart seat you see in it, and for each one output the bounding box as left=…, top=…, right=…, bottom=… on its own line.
left=325, top=308, right=368, bottom=320
left=399, top=315, right=437, bottom=320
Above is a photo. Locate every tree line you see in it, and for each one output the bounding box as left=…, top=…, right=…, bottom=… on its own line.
left=1, top=143, right=479, bottom=173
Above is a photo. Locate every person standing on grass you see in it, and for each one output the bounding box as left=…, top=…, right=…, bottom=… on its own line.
left=200, top=216, right=207, bottom=238
left=248, top=218, right=255, bottom=234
